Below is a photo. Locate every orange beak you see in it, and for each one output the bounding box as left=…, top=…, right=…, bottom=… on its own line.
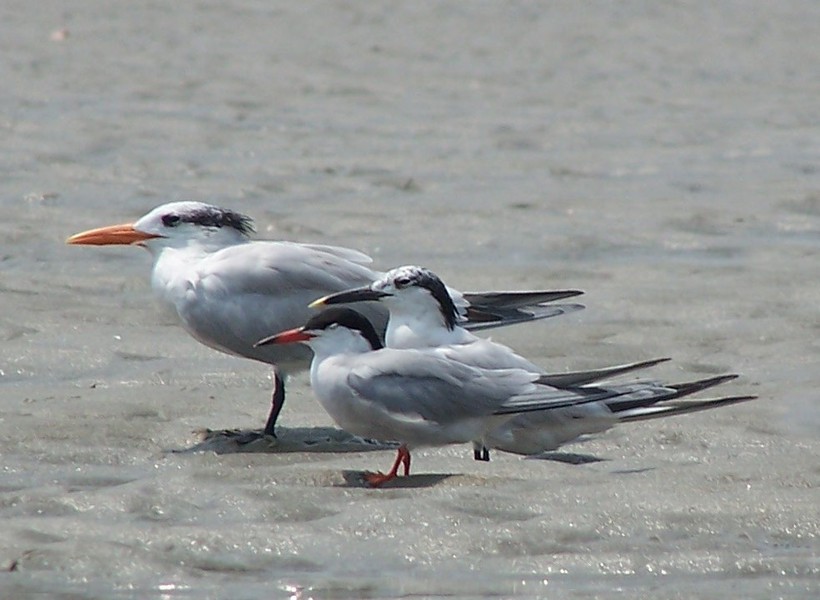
left=254, top=327, right=314, bottom=347
left=65, top=223, right=162, bottom=246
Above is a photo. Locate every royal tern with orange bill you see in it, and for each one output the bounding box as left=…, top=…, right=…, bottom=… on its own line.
left=311, top=265, right=756, bottom=461
left=66, top=202, right=584, bottom=440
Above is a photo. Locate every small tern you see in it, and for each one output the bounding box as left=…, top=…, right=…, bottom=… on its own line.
left=255, top=307, right=662, bottom=487
left=312, top=265, right=755, bottom=460
left=67, top=202, right=584, bottom=440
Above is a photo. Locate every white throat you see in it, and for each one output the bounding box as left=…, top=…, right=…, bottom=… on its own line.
left=145, top=232, right=248, bottom=314
left=386, top=309, right=476, bottom=349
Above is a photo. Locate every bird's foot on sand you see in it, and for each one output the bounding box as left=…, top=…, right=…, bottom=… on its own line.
left=527, top=451, right=605, bottom=464
left=364, top=445, right=411, bottom=487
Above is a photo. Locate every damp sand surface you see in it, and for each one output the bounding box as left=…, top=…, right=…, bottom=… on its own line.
left=1, top=2, right=819, bottom=598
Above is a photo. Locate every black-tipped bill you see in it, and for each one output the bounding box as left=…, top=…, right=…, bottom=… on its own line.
left=309, top=286, right=391, bottom=309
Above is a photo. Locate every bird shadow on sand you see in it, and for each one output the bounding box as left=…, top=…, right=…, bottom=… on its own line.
left=169, top=429, right=610, bottom=467
left=167, top=426, right=401, bottom=455
left=524, top=451, right=608, bottom=465
left=609, top=466, right=656, bottom=475
left=340, top=470, right=456, bottom=489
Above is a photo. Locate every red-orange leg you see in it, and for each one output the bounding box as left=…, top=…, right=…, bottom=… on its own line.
left=364, top=445, right=411, bottom=487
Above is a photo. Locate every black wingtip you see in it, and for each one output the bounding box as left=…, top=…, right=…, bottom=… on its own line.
left=463, top=303, right=585, bottom=332
left=617, top=394, right=757, bottom=423
left=537, top=357, right=672, bottom=388
left=667, top=374, right=739, bottom=397
left=463, top=289, right=585, bottom=308
left=605, top=373, right=742, bottom=414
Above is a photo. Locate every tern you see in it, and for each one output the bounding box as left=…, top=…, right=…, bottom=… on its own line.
left=311, top=265, right=756, bottom=460
left=255, top=307, right=674, bottom=486
left=66, top=202, right=584, bottom=440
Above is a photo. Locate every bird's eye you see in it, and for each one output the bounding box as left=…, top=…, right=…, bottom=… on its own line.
left=394, top=277, right=411, bottom=288
left=162, top=214, right=181, bottom=227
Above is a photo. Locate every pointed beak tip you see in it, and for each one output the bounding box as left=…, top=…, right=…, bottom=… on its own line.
left=254, top=333, right=282, bottom=347
left=308, top=297, right=328, bottom=309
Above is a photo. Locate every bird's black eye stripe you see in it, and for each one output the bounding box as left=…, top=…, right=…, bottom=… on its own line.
left=399, top=267, right=459, bottom=331
left=162, top=214, right=181, bottom=227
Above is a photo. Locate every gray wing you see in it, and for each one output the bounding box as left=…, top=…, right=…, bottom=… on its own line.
left=432, top=338, right=543, bottom=372
left=346, top=352, right=628, bottom=423
left=345, top=350, right=538, bottom=424
left=296, top=242, right=375, bottom=266
left=176, top=241, right=385, bottom=366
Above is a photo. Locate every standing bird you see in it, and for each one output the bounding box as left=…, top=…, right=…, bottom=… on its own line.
left=255, top=308, right=663, bottom=486
left=66, top=202, right=584, bottom=440
left=311, top=265, right=755, bottom=460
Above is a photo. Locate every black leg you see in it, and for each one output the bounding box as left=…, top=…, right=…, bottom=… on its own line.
left=473, top=445, right=491, bottom=462
left=262, top=369, right=285, bottom=437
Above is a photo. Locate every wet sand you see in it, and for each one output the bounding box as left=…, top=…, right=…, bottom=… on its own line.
left=1, top=1, right=819, bottom=597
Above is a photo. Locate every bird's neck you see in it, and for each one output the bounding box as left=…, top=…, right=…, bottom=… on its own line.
left=309, top=334, right=375, bottom=360
left=147, top=241, right=235, bottom=311
left=309, top=339, right=372, bottom=387
left=386, top=312, right=476, bottom=349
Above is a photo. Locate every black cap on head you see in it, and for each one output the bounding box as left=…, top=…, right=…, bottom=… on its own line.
left=305, top=307, right=384, bottom=350
left=162, top=204, right=254, bottom=235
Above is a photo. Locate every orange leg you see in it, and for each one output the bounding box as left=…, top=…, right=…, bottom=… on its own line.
left=364, top=445, right=411, bottom=487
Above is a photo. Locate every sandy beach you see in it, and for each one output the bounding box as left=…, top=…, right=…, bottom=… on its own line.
left=1, top=1, right=819, bottom=597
